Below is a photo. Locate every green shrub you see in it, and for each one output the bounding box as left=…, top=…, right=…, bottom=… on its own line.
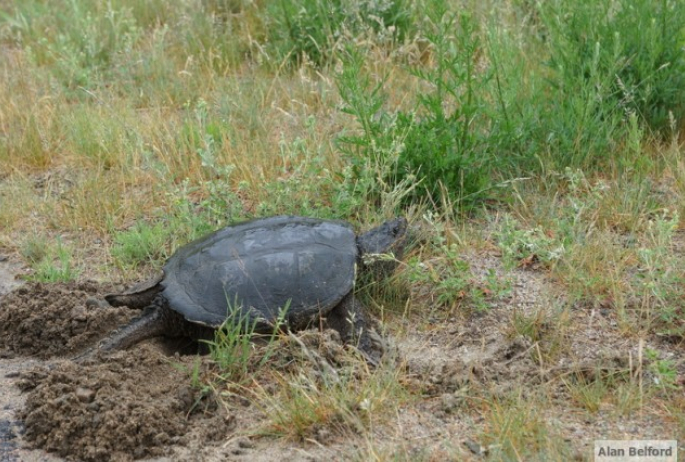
left=337, top=6, right=498, bottom=209
left=482, top=0, right=685, bottom=173
left=539, top=0, right=685, bottom=138
left=398, top=9, right=496, bottom=205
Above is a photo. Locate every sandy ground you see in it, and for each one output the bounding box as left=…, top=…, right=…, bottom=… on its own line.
left=0, top=252, right=682, bottom=461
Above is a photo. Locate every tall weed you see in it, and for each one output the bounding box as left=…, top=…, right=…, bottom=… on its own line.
left=394, top=7, right=495, bottom=206
left=337, top=4, right=499, bottom=209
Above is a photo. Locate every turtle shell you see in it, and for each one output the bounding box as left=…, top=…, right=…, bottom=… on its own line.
left=160, top=216, right=358, bottom=329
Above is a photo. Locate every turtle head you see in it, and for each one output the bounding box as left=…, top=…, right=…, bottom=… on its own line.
left=357, top=217, right=408, bottom=274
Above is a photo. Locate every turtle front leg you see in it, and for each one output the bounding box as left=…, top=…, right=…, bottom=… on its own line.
left=324, top=293, right=385, bottom=365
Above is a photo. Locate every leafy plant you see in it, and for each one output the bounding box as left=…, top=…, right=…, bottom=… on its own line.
left=645, top=348, right=680, bottom=392
left=394, top=8, right=496, bottom=207
left=337, top=5, right=500, bottom=209
left=495, top=214, right=567, bottom=270
left=406, top=237, right=509, bottom=313
left=335, top=47, right=419, bottom=214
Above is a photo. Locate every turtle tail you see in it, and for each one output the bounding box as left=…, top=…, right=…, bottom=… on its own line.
left=104, top=273, right=164, bottom=309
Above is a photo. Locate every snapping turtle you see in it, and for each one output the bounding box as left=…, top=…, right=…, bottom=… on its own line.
left=87, top=216, right=407, bottom=362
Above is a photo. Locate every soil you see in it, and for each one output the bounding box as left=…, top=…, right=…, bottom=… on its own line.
left=0, top=281, right=134, bottom=359
left=0, top=252, right=682, bottom=461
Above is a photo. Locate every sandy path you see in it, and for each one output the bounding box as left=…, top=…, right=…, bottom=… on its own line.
left=0, top=357, right=62, bottom=462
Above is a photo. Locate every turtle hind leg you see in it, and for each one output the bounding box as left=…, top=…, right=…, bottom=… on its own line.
left=73, top=298, right=186, bottom=362
left=324, top=293, right=385, bottom=365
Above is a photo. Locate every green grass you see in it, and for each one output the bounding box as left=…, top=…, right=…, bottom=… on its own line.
left=21, top=235, right=80, bottom=282
left=2, top=0, right=685, bottom=458
left=203, top=300, right=284, bottom=385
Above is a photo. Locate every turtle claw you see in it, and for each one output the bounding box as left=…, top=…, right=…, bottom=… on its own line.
left=85, top=297, right=110, bottom=310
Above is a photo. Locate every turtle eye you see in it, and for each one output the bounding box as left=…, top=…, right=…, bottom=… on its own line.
left=391, top=218, right=406, bottom=236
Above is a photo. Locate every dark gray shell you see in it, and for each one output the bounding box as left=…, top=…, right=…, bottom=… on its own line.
left=160, top=216, right=358, bottom=329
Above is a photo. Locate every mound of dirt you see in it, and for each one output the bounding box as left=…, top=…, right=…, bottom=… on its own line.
left=20, top=345, right=232, bottom=462
left=0, top=282, right=136, bottom=358
left=16, top=329, right=355, bottom=462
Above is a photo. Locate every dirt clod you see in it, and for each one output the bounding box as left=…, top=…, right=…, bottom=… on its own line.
left=20, top=345, right=231, bottom=462
left=0, top=282, right=136, bottom=358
